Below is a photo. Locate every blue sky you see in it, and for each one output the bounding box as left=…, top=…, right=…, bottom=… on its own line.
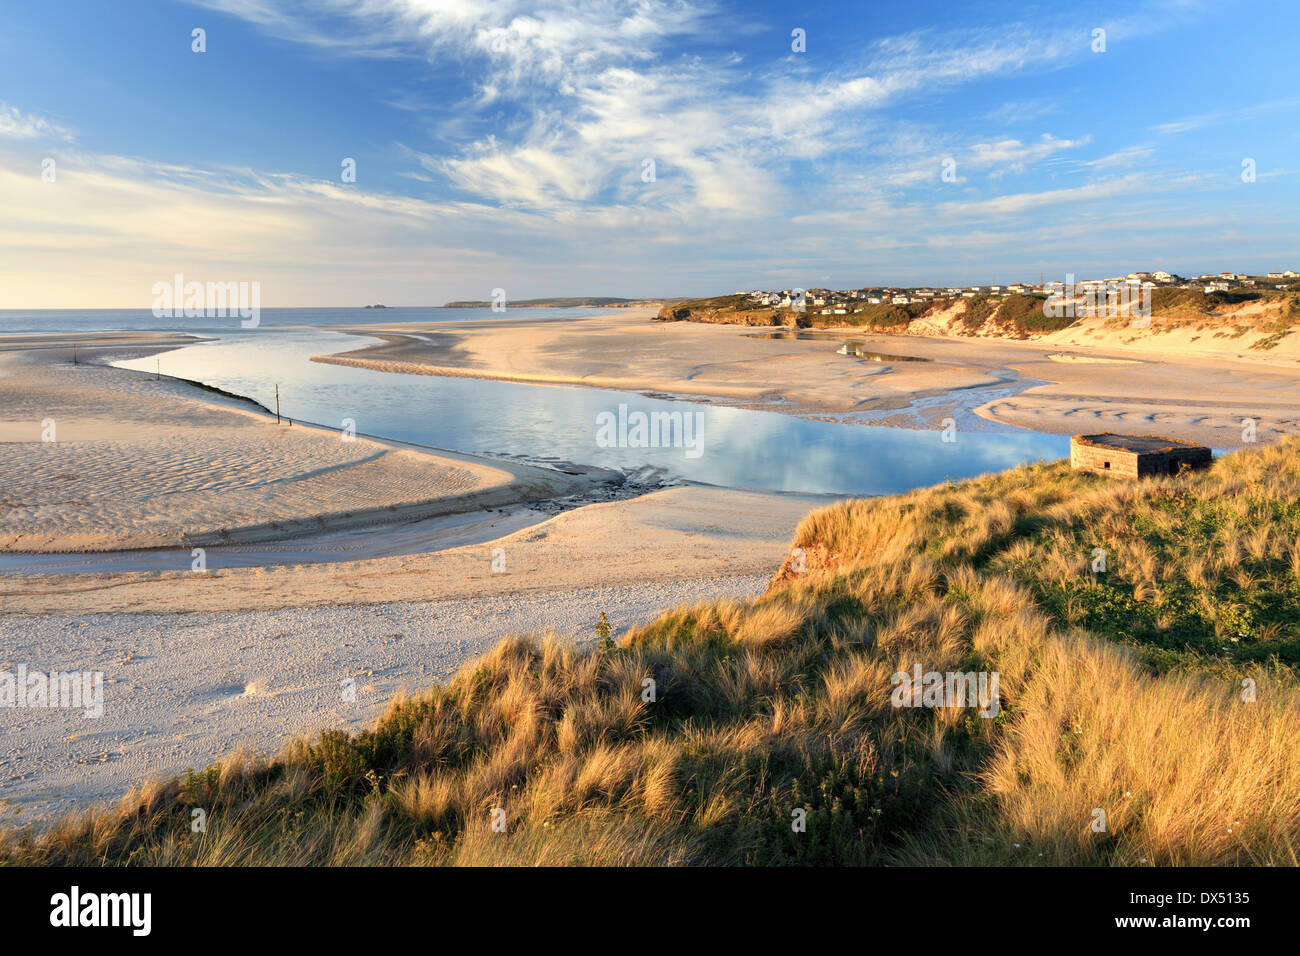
left=1, top=0, right=1298, bottom=306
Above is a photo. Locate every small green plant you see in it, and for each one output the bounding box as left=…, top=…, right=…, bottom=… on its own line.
left=596, top=611, right=614, bottom=650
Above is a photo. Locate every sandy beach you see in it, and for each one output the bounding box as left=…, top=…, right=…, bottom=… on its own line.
left=314, top=308, right=1300, bottom=448
left=0, top=333, right=825, bottom=818
left=0, top=339, right=614, bottom=553
left=1, top=574, right=774, bottom=822
left=3, top=308, right=1297, bottom=821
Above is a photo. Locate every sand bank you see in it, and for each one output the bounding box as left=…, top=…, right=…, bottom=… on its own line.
left=313, top=309, right=1300, bottom=448
left=0, top=331, right=826, bottom=616
left=0, top=333, right=826, bottom=820
left=0, top=482, right=826, bottom=615
left=0, top=345, right=609, bottom=553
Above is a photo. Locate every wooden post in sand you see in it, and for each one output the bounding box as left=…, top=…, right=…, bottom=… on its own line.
left=275, top=384, right=281, bottom=424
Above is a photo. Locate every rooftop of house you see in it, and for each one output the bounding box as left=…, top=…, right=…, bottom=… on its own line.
left=1072, top=433, right=1208, bottom=454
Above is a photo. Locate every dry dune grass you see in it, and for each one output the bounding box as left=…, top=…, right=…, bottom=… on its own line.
left=5, top=441, right=1298, bottom=866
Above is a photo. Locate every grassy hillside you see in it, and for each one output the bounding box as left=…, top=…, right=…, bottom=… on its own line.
left=660, top=289, right=1300, bottom=343
left=659, top=293, right=1071, bottom=336
left=658, top=295, right=941, bottom=331
left=5, top=441, right=1299, bottom=866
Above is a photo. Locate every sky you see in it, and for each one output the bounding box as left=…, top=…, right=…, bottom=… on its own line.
left=1, top=0, right=1298, bottom=307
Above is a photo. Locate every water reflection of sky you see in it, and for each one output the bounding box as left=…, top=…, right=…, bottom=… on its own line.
left=115, top=328, right=1069, bottom=497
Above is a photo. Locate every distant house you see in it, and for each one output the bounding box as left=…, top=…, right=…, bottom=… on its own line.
left=1070, top=434, right=1212, bottom=479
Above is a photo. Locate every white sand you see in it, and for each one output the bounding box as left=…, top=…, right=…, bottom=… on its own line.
left=0, top=575, right=771, bottom=822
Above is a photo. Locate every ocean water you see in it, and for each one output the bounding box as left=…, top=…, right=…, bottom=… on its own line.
left=0, top=306, right=590, bottom=336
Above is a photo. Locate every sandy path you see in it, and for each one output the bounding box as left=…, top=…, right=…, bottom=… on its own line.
left=0, top=346, right=603, bottom=552
left=0, top=575, right=770, bottom=822
left=312, top=310, right=1300, bottom=448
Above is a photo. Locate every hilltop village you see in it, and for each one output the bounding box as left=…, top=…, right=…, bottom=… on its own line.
left=743, top=269, right=1300, bottom=314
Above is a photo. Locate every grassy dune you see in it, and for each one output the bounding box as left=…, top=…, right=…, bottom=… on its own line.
left=660, top=289, right=1300, bottom=342
left=5, top=441, right=1299, bottom=866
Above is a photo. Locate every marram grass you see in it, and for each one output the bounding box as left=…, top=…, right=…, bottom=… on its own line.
left=4, top=440, right=1298, bottom=866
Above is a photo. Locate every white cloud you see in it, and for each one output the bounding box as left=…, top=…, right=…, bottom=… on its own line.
left=2, top=0, right=1256, bottom=304
left=188, top=0, right=1129, bottom=218
left=0, top=103, right=72, bottom=142
left=966, top=134, right=1092, bottom=175
left=1083, top=146, right=1155, bottom=169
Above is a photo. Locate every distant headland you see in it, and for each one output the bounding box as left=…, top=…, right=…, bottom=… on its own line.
left=442, top=296, right=661, bottom=309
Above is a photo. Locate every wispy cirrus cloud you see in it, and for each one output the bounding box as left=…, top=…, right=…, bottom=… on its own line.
left=1151, top=97, right=1300, bottom=135
left=0, top=103, right=73, bottom=142
left=1082, top=146, right=1155, bottom=169
left=4, top=0, right=1287, bottom=307
left=967, top=135, right=1092, bottom=176
left=187, top=0, right=1161, bottom=217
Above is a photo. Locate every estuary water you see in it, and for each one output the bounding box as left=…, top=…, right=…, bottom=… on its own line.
left=99, top=321, right=1068, bottom=496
